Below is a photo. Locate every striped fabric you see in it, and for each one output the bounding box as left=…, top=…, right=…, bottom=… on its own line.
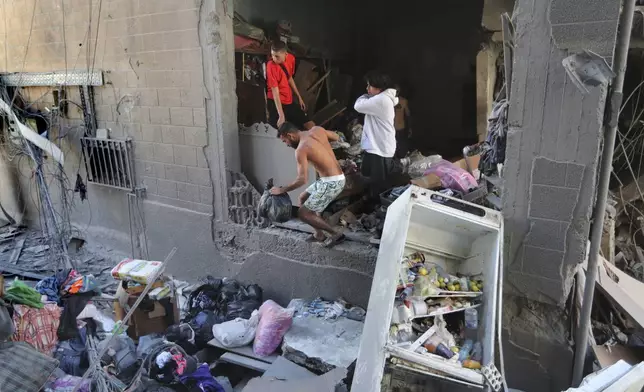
left=0, top=341, right=59, bottom=391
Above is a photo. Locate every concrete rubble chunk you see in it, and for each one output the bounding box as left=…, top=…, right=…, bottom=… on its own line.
left=262, top=356, right=315, bottom=381
left=242, top=367, right=347, bottom=392
left=281, top=315, right=363, bottom=374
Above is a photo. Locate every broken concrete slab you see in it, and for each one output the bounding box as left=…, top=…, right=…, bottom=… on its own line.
left=243, top=367, right=347, bottom=392
left=282, top=316, right=363, bottom=373
left=262, top=356, right=315, bottom=380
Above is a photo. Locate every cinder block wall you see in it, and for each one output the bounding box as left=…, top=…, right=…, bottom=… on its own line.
left=500, top=0, right=620, bottom=390
left=0, top=0, right=213, bottom=215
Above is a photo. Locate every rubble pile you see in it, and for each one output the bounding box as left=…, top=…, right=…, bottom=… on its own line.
left=0, top=231, right=362, bottom=391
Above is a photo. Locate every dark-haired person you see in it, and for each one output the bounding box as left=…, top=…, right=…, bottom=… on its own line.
left=266, top=41, right=315, bottom=130
left=270, top=122, right=346, bottom=247
left=354, top=71, right=399, bottom=202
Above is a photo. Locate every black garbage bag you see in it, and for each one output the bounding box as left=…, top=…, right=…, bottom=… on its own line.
left=185, top=279, right=223, bottom=320
left=218, top=278, right=243, bottom=304
left=257, top=178, right=292, bottom=223
left=183, top=277, right=264, bottom=348
left=189, top=310, right=219, bottom=347
left=225, top=299, right=262, bottom=321
left=246, top=284, right=263, bottom=301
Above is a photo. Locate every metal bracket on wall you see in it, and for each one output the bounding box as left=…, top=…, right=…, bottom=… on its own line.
left=0, top=70, right=103, bottom=87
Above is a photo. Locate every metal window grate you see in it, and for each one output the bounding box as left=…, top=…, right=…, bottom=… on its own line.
left=81, top=137, right=134, bottom=190
left=0, top=70, right=103, bottom=86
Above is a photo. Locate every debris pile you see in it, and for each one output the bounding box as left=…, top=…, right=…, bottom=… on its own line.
left=0, top=241, right=360, bottom=391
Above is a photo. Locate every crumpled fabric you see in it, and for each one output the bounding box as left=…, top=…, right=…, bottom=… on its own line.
left=150, top=346, right=197, bottom=384
left=45, top=375, right=90, bottom=392
left=156, top=351, right=172, bottom=368
left=54, top=329, right=88, bottom=376
left=36, top=269, right=72, bottom=304
left=57, top=293, right=93, bottom=341
left=479, top=99, right=508, bottom=176
left=4, top=279, right=43, bottom=308
left=179, top=363, right=225, bottom=392
left=63, top=274, right=99, bottom=295
left=36, top=277, right=60, bottom=303
left=12, top=303, right=61, bottom=355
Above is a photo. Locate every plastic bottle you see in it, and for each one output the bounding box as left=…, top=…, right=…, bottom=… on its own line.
left=471, top=341, right=482, bottom=362
left=458, top=339, right=473, bottom=362
left=424, top=336, right=455, bottom=359
left=464, top=307, right=479, bottom=330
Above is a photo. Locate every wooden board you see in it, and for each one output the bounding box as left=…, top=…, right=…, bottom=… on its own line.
left=311, top=100, right=345, bottom=127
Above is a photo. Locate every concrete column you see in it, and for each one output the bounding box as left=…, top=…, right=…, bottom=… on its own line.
left=499, top=0, right=620, bottom=390
left=503, top=0, right=619, bottom=306
left=199, top=0, right=240, bottom=223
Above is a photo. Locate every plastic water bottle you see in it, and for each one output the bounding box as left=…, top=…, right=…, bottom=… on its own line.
left=471, top=341, right=483, bottom=362
left=458, top=339, right=474, bottom=362
left=464, top=307, right=478, bottom=329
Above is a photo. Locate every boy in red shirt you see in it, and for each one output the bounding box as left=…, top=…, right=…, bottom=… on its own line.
left=266, top=41, right=315, bottom=130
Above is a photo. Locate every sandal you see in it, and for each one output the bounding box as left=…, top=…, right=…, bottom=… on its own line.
left=324, top=233, right=346, bottom=248
left=306, top=233, right=326, bottom=242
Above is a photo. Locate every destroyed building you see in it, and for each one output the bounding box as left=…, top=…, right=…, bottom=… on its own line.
left=0, top=0, right=633, bottom=390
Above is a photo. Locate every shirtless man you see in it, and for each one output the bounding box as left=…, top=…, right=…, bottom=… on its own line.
left=270, top=122, right=346, bottom=247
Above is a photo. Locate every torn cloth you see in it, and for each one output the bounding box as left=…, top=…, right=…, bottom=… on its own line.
left=12, top=303, right=61, bottom=355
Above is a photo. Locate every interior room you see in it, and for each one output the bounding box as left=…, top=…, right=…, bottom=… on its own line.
left=234, top=0, right=486, bottom=158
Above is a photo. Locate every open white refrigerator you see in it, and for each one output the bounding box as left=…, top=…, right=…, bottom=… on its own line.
left=351, top=186, right=504, bottom=391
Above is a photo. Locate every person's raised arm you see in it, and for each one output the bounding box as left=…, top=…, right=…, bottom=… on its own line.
left=271, top=149, right=308, bottom=194
left=288, top=77, right=306, bottom=112
left=354, top=94, right=385, bottom=116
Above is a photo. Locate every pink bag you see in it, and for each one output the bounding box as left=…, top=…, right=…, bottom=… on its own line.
left=424, top=159, right=477, bottom=193
left=253, top=300, right=294, bottom=356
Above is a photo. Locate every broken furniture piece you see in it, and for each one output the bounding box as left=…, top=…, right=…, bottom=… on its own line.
left=352, top=187, right=504, bottom=391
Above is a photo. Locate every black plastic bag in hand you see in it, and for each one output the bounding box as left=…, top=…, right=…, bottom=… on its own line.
left=258, top=178, right=292, bottom=223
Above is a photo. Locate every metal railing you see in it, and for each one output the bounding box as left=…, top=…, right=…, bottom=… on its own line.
left=80, top=137, right=134, bottom=191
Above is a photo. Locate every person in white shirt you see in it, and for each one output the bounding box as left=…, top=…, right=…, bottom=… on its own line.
left=354, top=71, right=399, bottom=202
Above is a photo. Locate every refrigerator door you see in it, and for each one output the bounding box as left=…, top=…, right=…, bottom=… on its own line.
left=351, top=186, right=414, bottom=392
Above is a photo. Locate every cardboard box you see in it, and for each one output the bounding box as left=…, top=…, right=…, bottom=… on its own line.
left=113, top=294, right=179, bottom=341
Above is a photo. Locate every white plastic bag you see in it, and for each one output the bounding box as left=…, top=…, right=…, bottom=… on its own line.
left=212, top=310, right=259, bottom=348
left=253, top=300, right=294, bottom=356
